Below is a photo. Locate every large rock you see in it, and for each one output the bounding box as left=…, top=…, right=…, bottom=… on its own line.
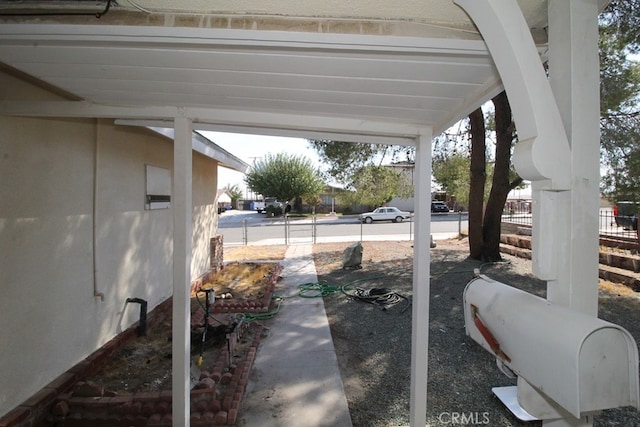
left=342, top=241, right=363, bottom=269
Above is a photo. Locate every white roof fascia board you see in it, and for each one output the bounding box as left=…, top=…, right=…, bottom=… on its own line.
left=140, top=125, right=250, bottom=173
left=148, top=107, right=424, bottom=139
left=0, top=102, right=421, bottom=136
left=116, top=119, right=416, bottom=146
left=0, top=23, right=492, bottom=56
left=193, top=123, right=417, bottom=146
left=0, top=100, right=179, bottom=119
left=192, top=131, right=250, bottom=173
left=35, top=106, right=421, bottom=139
left=0, top=99, right=435, bottom=144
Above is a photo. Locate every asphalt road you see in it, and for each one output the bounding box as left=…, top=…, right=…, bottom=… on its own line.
left=217, top=209, right=467, bottom=246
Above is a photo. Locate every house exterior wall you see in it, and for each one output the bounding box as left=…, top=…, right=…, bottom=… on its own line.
left=387, top=197, right=415, bottom=212
left=192, top=150, right=219, bottom=275
left=0, top=71, right=219, bottom=416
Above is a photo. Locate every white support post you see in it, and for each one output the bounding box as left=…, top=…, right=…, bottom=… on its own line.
left=410, top=128, right=432, bottom=427
left=541, top=2, right=601, bottom=426
left=453, top=0, right=607, bottom=425
left=172, top=116, right=193, bottom=427
left=455, top=0, right=573, bottom=282
left=547, top=0, right=601, bottom=315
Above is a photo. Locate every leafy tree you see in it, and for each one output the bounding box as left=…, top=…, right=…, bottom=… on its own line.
left=432, top=152, right=472, bottom=208
left=433, top=93, right=522, bottom=262
left=244, top=153, right=325, bottom=209
left=600, top=0, right=640, bottom=53
left=599, top=1, right=640, bottom=202
left=337, top=164, right=411, bottom=208
left=308, top=140, right=389, bottom=186
left=432, top=117, right=492, bottom=211
left=601, top=112, right=640, bottom=201
left=308, top=139, right=414, bottom=208
left=222, top=183, right=243, bottom=205
left=308, top=139, right=414, bottom=187
left=599, top=32, right=639, bottom=115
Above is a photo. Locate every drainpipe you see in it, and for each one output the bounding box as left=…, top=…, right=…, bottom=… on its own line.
left=93, top=121, right=104, bottom=301
left=126, top=298, right=148, bottom=337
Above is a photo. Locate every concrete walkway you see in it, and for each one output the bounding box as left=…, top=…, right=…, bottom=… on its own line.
left=238, top=244, right=353, bottom=427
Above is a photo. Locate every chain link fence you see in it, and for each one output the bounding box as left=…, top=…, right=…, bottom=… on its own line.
left=223, top=208, right=639, bottom=247
left=229, top=215, right=417, bottom=246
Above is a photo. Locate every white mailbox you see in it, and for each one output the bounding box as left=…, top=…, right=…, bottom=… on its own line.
left=463, top=275, right=639, bottom=419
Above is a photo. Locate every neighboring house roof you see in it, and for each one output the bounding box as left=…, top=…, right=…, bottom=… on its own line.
left=390, top=160, right=415, bottom=167
left=216, top=190, right=232, bottom=204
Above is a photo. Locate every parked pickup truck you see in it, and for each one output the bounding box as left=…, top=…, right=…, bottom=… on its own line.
left=254, top=198, right=282, bottom=214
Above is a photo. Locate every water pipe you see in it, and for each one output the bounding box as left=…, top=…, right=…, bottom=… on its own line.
left=126, top=298, right=148, bottom=336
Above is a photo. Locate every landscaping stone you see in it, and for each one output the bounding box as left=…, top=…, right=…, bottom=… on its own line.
left=342, top=241, right=363, bottom=269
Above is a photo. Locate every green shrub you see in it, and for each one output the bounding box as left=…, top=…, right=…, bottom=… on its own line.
left=265, top=205, right=283, bottom=217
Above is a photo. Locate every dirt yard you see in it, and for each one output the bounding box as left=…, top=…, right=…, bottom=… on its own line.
left=312, top=238, right=640, bottom=427
left=88, top=261, right=281, bottom=394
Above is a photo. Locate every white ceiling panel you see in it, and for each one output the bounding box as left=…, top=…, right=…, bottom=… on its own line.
left=0, top=22, right=509, bottom=139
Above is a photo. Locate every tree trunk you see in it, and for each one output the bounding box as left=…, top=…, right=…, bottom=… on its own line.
left=468, top=107, right=486, bottom=260
left=482, top=91, right=515, bottom=261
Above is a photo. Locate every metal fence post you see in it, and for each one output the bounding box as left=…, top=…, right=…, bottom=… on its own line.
left=284, top=214, right=289, bottom=245
left=242, top=218, right=248, bottom=246
left=313, top=214, right=317, bottom=244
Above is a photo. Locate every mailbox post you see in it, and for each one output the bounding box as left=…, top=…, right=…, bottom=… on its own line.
left=464, top=276, right=640, bottom=420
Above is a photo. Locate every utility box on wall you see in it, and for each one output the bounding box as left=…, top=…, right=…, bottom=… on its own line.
left=463, top=275, right=639, bottom=419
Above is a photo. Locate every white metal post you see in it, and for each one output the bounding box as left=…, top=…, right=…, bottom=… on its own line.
left=542, top=2, right=601, bottom=425
left=172, top=116, right=193, bottom=426
left=453, top=1, right=607, bottom=424
left=410, top=128, right=432, bottom=427
left=547, top=0, right=601, bottom=314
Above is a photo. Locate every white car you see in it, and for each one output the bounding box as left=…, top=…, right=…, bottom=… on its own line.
left=359, top=207, right=412, bottom=224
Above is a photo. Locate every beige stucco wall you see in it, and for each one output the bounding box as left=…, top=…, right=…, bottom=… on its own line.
left=0, top=71, right=219, bottom=416
left=192, top=153, right=219, bottom=274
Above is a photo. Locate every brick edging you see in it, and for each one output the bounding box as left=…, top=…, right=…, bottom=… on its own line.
left=1, top=261, right=281, bottom=427
left=0, top=298, right=172, bottom=427
left=48, top=323, right=265, bottom=426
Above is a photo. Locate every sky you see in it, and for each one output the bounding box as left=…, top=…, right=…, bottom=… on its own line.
left=200, top=131, right=321, bottom=196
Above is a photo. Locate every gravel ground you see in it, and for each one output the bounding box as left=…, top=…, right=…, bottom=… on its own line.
left=312, top=239, right=640, bottom=427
